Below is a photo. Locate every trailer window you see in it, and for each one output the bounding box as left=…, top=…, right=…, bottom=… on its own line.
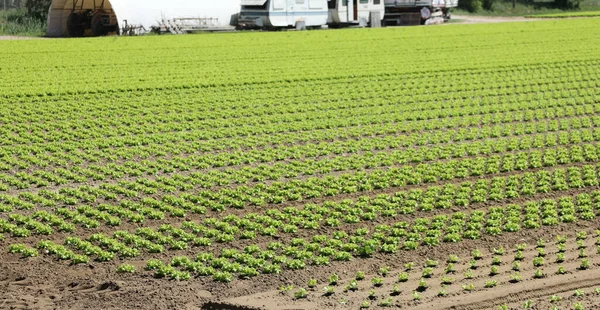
left=296, top=0, right=305, bottom=3
left=342, top=0, right=348, bottom=5
left=374, top=0, right=380, bottom=3
left=360, top=0, right=368, bottom=3
left=328, top=0, right=337, bottom=8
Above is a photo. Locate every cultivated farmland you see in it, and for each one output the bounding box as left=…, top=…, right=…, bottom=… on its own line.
left=2, top=18, right=600, bottom=309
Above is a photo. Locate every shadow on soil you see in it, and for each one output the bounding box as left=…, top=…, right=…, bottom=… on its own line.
left=201, top=302, right=262, bottom=310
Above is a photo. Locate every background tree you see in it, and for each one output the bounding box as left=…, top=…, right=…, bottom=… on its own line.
left=25, top=0, right=51, bottom=20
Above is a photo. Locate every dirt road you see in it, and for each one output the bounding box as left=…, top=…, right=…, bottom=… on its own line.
left=452, top=15, right=532, bottom=23
left=0, top=35, right=43, bottom=40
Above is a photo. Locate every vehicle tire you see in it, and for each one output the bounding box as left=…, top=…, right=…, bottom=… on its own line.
left=67, top=12, right=85, bottom=37
left=420, top=7, right=431, bottom=25
left=421, top=7, right=432, bottom=19
left=443, top=8, right=451, bottom=20
left=91, top=11, right=108, bottom=36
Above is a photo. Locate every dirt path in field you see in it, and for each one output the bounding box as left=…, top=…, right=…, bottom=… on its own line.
left=222, top=228, right=600, bottom=310
left=0, top=35, right=44, bottom=40
left=224, top=269, right=600, bottom=310
left=451, top=15, right=532, bottom=24
left=4, top=213, right=596, bottom=310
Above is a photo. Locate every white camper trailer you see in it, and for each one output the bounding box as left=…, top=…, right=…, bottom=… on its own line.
left=326, top=0, right=385, bottom=26
left=238, top=0, right=329, bottom=29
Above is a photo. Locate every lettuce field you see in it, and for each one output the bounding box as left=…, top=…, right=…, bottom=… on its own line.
left=2, top=18, right=600, bottom=309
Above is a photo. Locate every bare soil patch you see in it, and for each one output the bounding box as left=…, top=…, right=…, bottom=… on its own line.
left=3, top=219, right=598, bottom=309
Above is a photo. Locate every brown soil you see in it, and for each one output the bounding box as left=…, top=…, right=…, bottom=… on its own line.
left=2, top=19, right=599, bottom=310
left=223, top=229, right=600, bottom=310
left=3, top=218, right=599, bottom=309
left=2, top=142, right=599, bottom=309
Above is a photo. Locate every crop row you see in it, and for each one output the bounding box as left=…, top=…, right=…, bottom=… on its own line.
left=2, top=54, right=596, bottom=106
left=2, top=18, right=600, bottom=98
left=3, top=153, right=600, bottom=241
left=279, top=231, right=600, bottom=308
left=1, top=112, right=600, bottom=184
left=2, top=86, right=599, bottom=157
left=1, top=74, right=597, bottom=147
left=2, top=121, right=600, bottom=193
left=6, top=190, right=600, bottom=281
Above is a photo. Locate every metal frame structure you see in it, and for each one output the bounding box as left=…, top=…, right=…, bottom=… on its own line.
left=47, top=0, right=241, bottom=37
left=65, top=0, right=118, bottom=37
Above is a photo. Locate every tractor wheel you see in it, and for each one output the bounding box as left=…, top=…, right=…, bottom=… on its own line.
left=91, top=11, right=108, bottom=36
left=67, top=12, right=85, bottom=37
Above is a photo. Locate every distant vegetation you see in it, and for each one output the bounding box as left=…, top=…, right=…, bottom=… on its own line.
left=525, top=9, right=600, bottom=16
left=0, top=9, right=46, bottom=36
left=0, top=0, right=51, bottom=36
left=456, top=0, right=600, bottom=15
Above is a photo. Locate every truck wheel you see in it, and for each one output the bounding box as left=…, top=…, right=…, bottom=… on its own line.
left=420, top=7, right=431, bottom=25
left=420, top=7, right=432, bottom=20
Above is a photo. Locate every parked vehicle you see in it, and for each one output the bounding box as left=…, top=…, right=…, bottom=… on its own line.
left=238, top=0, right=329, bottom=29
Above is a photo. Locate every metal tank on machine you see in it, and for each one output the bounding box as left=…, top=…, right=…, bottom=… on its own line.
left=383, top=0, right=457, bottom=25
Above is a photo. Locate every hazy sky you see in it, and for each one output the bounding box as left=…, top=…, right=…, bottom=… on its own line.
left=122, top=0, right=243, bottom=26
left=197, top=1, right=241, bottom=23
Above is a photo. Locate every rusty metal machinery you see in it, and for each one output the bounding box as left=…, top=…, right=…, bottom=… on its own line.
left=66, top=0, right=117, bottom=37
